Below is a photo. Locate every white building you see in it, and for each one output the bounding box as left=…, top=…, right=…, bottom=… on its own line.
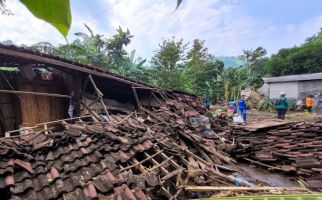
left=258, top=73, right=322, bottom=101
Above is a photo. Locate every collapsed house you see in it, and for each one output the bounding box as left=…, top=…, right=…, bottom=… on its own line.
left=0, top=44, right=318, bottom=199
left=0, top=44, right=241, bottom=199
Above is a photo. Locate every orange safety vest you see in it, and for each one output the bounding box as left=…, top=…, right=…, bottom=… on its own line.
left=306, top=97, right=313, bottom=107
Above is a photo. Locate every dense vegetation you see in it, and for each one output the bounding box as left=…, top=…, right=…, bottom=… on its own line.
left=264, top=31, right=322, bottom=76
left=4, top=26, right=322, bottom=102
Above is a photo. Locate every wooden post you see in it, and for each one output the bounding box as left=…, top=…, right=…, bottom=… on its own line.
left=132, top=86, right=142, bottom=113
left=88, top=75, right=110, bottom=121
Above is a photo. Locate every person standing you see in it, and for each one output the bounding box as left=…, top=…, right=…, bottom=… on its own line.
left=204, top=96, right=211, bottom=110
left=238, top=95, right=248, bottom=123
left=227, top=97, right=237, bottom=117
left=306, top=95, right=313, bottom=114
left=275, top=92, right=288, bottom=119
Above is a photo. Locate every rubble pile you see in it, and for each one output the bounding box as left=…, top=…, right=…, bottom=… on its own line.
left=0, top=120, right=157, bottom=199
left=0, top=92, right=241, bottom=200
left=147, top=93, right=236, bottom=165
left=0, top=90, right=315, bottom=200
left=232, top=119, right=322, bottom=191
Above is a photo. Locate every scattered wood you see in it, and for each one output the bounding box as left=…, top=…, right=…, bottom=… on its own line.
left=146, top=156, right=173, bottom=173
left=116, top=112, right=134, bottom=125
left=243, top=158, right=290, bottom=172
left=120, top=150, right=164, bottom=172
left=161, top=169, right=182, bottom=182
left=81, top=100, right=101, bottom=122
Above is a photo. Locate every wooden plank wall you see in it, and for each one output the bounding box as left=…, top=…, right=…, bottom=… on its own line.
left=0, top=93, right=15, bottom=131
left=0, top=73, right=18, bottom=133
left=18, top=78, right=67, bottom=125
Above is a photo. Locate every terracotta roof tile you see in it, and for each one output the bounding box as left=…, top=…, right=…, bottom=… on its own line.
left=235, top=119, right=322, bottom=190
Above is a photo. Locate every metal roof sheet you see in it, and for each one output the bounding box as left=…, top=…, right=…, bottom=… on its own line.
left=263, top=73, right=322, bottom=83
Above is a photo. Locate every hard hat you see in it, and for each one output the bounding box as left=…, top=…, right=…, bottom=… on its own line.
left=280, top=91, right=286, bottom=95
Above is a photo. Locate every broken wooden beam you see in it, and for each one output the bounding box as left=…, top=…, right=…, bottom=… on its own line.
left=184, top=186, right=309, bottom=192
left=132, top=86, right=142, bottom=113
left=81, top=100, right=101, bottom=122
left=0, top=89, right=71, bottom=99
left=146, top=156, right=173, bottom=173
left=169, top=141, right=213, bottom=167
left=88, top=75, right=111, bottom=121
left=244, top=158, right=291, bottom=172
left=144, top=152, right=169, bottom=174
left=120, top=150, right=163, bottom=172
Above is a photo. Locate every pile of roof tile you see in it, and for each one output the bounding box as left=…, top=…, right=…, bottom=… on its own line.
left=0, top=92, right=239, bottom=200
left=232, top=119, right=322, bottom=191
left=0, top=120, right=158, bottom=199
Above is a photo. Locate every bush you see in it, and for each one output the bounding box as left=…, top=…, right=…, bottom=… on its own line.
left=258, top=97, right=274, bottom=112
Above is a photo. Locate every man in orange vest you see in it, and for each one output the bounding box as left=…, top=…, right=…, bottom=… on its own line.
left=306, top=95, right=313, bottom=113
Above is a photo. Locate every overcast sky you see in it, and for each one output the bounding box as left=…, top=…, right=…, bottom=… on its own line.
left=1, top=0, right=322, bottom=59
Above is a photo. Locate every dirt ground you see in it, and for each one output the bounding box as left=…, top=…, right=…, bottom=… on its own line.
left=210, top=104, right=320, bottom=123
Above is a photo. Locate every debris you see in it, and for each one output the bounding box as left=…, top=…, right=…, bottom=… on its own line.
left=232, top=119, right=322, bottom=191
left=184, top=186, right=309, bottom=192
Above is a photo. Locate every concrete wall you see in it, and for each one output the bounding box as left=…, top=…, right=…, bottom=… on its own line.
left=269, top=81, right=298, bottom=99
left=298, top=80, right=322, bottom=100
left=257, top=83, right=269, bottom=96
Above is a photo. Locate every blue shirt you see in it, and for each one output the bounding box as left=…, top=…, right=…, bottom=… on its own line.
left=238, top=99, right=247, bottom=110
left=228, top=102, right=237, bottom=112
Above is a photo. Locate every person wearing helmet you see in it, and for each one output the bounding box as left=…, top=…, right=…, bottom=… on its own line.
left=275, top=91, right=288, bottom=119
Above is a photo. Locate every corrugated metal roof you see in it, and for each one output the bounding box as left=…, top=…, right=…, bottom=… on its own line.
left=263, top=73, right=322, bottom=83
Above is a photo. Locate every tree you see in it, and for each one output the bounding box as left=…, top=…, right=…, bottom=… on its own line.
left=186, top=39, right=211, bottom=69
left=151, top=37, right=188, bottom=69
left=265, top=30, right=322, bottom=76
left=242, top=47, right=267, bottom=74
left=190, top=60, right=224, bottom=98
left=105, top=27, right=133, bottom=71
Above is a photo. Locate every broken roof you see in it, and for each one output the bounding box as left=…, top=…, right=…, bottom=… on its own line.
left=0, top=92, right=241, bottom=199
left=0, top=44, right=153, bottom=89
left=0, top=120, right=155, bottom=199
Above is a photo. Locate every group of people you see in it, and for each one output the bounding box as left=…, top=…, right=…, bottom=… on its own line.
left=204, top=91, right=319, bottom=124
left=227, top=92, right=289, bottom=122
left=272, top=92, right=318, bottom=118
